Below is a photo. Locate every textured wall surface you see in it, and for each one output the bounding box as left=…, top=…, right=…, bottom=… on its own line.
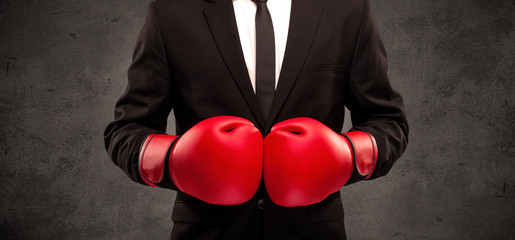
left=0, top=0, right=513, bottom=239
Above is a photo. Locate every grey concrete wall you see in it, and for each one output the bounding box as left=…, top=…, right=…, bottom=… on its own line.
left=0, top=0, right=513, bottom=239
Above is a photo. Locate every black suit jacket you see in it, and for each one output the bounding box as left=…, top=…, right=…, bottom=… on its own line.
left=104, top=0, right=409, bottom=239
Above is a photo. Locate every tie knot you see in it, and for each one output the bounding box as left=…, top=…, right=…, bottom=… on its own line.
left=253, top=0, right=267, bottom=3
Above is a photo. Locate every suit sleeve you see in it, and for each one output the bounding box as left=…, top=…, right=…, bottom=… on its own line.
left=344, top=0, right=409, bottom=182
left=104, top=2, right=177, bottom=189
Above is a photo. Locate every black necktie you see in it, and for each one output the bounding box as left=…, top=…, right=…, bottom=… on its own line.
left=253, top=0, right=275, bottom=120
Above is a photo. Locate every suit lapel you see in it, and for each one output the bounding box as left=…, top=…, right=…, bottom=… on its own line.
left=203, top=0, right=267, bottom=129
left=203, top=0, right=323, bottom=131
left=266, top=0, right=323, bottom=130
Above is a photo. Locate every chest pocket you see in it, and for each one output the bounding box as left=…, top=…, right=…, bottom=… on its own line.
left=307, top=64, right=344, bottom=76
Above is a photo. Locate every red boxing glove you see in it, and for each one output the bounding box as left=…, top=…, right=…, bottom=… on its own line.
left=264, top=117, right=377, bottom=207
left=139, top=116, right=263, bottom=205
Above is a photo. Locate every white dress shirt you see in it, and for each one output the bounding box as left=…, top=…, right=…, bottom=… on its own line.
left=232, top=0, right=292, bottom=92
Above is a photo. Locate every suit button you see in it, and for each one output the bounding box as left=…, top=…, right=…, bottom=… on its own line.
left=257, top=199, right=264, bottom=209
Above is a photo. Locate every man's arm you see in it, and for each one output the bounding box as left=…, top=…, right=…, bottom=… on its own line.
left=345, top=0, right=409, bottom=183
left=104, top=2, right=177, bottom=189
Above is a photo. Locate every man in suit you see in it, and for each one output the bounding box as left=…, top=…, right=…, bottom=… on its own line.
left=104, top=0, right=408, bottom=239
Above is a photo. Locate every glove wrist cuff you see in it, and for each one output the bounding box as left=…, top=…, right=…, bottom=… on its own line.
left=340, top=131, right=378, bottom=179
left=138, top=134, right=180, bottom=187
